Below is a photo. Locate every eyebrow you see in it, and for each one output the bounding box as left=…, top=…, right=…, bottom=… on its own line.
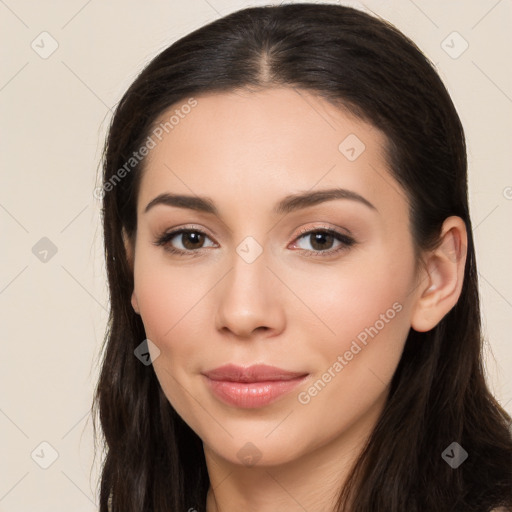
left=143, top=187, right=377, bottom=216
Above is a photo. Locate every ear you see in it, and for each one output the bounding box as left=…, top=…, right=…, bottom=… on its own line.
left=122, top=227, right=140, bottom=315
left=411, top=216, right=467, bottom=332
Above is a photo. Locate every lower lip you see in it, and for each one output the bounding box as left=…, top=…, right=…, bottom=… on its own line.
left=203, top=375, right=307, bottom=409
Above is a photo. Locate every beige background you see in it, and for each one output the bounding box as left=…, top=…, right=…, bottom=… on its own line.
left=1, top=0, right=510, bottom=509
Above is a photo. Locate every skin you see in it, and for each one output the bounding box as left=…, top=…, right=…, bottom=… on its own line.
left=123, top=87, right=467, bottom=511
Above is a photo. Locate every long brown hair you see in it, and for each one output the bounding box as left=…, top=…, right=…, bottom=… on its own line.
left=92, top=3, right=512, bottom=511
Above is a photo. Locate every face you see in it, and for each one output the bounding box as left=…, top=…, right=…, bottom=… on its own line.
left=127, top=87, right=423, bottom=468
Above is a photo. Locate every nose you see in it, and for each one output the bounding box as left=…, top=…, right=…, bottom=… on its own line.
left=214, top=246, right=285, bottom=340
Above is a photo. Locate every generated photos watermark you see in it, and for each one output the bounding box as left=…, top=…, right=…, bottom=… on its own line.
left=298, top=301, right=403, bottom=405
left=93, top=97, right=198, bottom=200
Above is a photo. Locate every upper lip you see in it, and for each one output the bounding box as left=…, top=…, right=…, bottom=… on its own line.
left=203, top=364, right=308, bottom=383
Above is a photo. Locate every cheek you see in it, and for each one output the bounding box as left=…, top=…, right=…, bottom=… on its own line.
left=132, top=260, right=212, bottom=411
left=133, top=254, right=209, bottom=342
left=290, top=249, right=415, bottom=359
left=301, top=251, right=414, bottom=413
left=133, top=261, right=208, bottom=418
left=292, top=272, right=412, bottom=444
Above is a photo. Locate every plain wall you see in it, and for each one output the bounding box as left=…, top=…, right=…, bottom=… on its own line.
left=1, top=0, right=510, bottom=509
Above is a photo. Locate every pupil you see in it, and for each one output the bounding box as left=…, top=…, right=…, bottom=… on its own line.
left=184, top=232, right=203, bottom=249
left=311, top=232, right=333, bottom=251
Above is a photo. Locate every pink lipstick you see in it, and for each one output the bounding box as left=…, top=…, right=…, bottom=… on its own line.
left=202, top=364, right=308, bottom=408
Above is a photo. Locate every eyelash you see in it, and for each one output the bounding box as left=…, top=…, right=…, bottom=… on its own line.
left=153, top=225, right=356, bottom=258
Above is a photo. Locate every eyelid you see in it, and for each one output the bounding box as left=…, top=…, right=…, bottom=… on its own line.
left=289, top=224, right=355, bottom=254
left=294, top=223, right=354, bottom=240
left=154, top=224, right=217, bottom=244
left=153, top=224, right=218, bottom=254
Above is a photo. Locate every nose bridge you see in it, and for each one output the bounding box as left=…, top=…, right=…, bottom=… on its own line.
left=215, top=235, right=284, bottom=337
left=225, top=236, right=270, bottom=306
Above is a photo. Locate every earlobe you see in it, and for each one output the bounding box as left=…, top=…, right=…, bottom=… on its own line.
left=131, top=292, right=140, bottom=315
left=411, top=216, right=467, bottom=332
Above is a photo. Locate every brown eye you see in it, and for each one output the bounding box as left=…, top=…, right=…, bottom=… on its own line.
left=154, top=228, right=216, bottom=255
left=180, top=231, right=206, bottom=250
left=292, top=228, right=356, bottom=257
left=307, top=232, right=336, bottom=251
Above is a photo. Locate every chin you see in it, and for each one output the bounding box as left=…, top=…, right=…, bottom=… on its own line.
left=200, top=424, right=312, bottom=468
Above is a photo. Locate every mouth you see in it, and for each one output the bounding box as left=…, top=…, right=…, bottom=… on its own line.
left=202, top=364, right=309, bottom=409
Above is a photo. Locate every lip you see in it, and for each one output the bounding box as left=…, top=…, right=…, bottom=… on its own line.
left=202, top=364, right=309, bottom=409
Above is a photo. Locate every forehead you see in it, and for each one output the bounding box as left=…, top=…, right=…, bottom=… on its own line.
left=137, top=87, right=404, bottom=220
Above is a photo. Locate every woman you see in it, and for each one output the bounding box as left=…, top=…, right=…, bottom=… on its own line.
left=92, top=3, right=512, bottom=511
